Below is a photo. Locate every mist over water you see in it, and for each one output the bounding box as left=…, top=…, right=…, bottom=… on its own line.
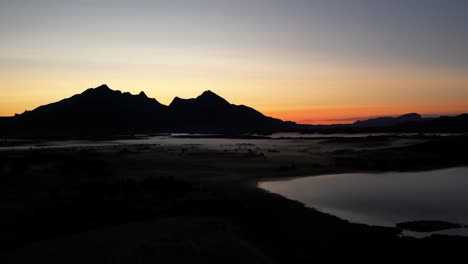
left=1, top=132, right=461, bottom=151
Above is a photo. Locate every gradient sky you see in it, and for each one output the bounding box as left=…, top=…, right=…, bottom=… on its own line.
left=1, top=0, right=467, bottom=124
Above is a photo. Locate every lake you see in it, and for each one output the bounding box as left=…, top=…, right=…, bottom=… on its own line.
left=258, top=167, right=468, bottom=237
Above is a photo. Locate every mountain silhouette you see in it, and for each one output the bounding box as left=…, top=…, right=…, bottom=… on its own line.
left=353, top=113, right=423, bottom=127
left=349, top=112, right=468, bottom=132
left=395, top=113, right=468, bottom=132
left=169, top=90, right=287, bottom=132
left=1, top=85, right=296, bottom=137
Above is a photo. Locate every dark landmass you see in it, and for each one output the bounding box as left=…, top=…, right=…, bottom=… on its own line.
left=353, top=113, right=423, bottom=127
left=329, top=136, right=468, bottom=171
left=1, top=135, right=468, bottom=263
left=0, top=85, right=296, bottom=138
left=395, top=113, right=468, bottom=132
left=397, top=221, right=464, bottom=232
left=286, top=113, right=468, bottom=134
left=1, top=85, right=467, bottom=140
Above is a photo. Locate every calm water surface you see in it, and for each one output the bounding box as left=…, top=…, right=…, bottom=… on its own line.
left=258, top=167, right=468, bottom=236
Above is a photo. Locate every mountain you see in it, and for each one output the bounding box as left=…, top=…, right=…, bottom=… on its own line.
left=4, top=85, right=170, bottom=137
left=396, top=114, right=468, bottom=132
left=169, top=90, right=288, bottom=132
left=353, top=113, right=424, bottom=127
left=1, top=85, right=296, bottom=137
left=345, top=112, right=468, bottom=132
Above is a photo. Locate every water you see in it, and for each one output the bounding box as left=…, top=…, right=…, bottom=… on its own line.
left=0, top=135, right=300, bottom=151
left=258, top=167, right=468, bottom=236
left=1, top=132, right=459, bottom=151
left=267, top=132, right=463, bottom=138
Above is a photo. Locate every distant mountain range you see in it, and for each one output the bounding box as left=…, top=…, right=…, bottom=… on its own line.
left=0, top=85, right=296, bottom=137
left=0, top=84, right=466, bottom=138
left=352, top=113, right=468, bottom=132
left=353, top=113, right=424, bottom=127
left=391, top=113, right=468, bottom=132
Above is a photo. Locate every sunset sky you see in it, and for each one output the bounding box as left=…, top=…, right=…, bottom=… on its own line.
left=1, top=0, right=467, bottom=124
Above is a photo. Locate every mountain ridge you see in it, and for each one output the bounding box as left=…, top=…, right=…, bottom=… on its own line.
left=1, top=84, right=296, bottom=137
left=1, top=85, right=467, bottom=138
left=353, top=113, right=424, bottom=127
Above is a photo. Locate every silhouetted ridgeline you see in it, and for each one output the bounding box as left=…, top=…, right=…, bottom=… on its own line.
left=1, top=85, right=297, bottom=138
left=353, top=113, right=423, bottom=127
left=352, top=113, right=468, bottom=132
left=1, top=85, right=467, bottom=138
left=293, top=113, right=468, bottom=134
left=394, top=114, right=468, bottom=132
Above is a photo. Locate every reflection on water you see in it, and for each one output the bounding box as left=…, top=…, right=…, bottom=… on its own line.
left=258, top=167, right=468, bottom=236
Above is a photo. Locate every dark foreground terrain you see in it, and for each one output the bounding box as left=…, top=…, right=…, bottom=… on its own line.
left=1, top=135, right=468, bottom=263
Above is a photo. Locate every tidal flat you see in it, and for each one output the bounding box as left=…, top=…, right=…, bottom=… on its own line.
left=1, top=135, right=468, bottom=263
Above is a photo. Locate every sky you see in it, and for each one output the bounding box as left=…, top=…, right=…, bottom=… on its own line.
left=0, top=0, right=467, bottom=124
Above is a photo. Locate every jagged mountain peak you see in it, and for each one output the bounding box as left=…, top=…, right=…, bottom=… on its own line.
left=5, top=84, right=295, bottom=136
left=169, top=90, right=229, bottom=108
left=169, top=96, right=184, bottom=107
left=196, top=90, right=229, bottom=106
left=81, top=85, right=158, bottom=103
left=83, top=84, right=119, bottom=96
left=96, top=84, right=110, bottom=90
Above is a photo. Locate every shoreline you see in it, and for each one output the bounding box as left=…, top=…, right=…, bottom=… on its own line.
left=2, top=135, right=468, bottom=262
left=254, top=167, right=468, bottom=238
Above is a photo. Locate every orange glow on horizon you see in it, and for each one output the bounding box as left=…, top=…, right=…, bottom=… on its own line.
left=264, top=103, right=468, bottom=125
left=2, top=93, right=467, bottom=125
left=1, top=1, right=468, bottom=126
left=0, top=76, right=467, bottom=125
